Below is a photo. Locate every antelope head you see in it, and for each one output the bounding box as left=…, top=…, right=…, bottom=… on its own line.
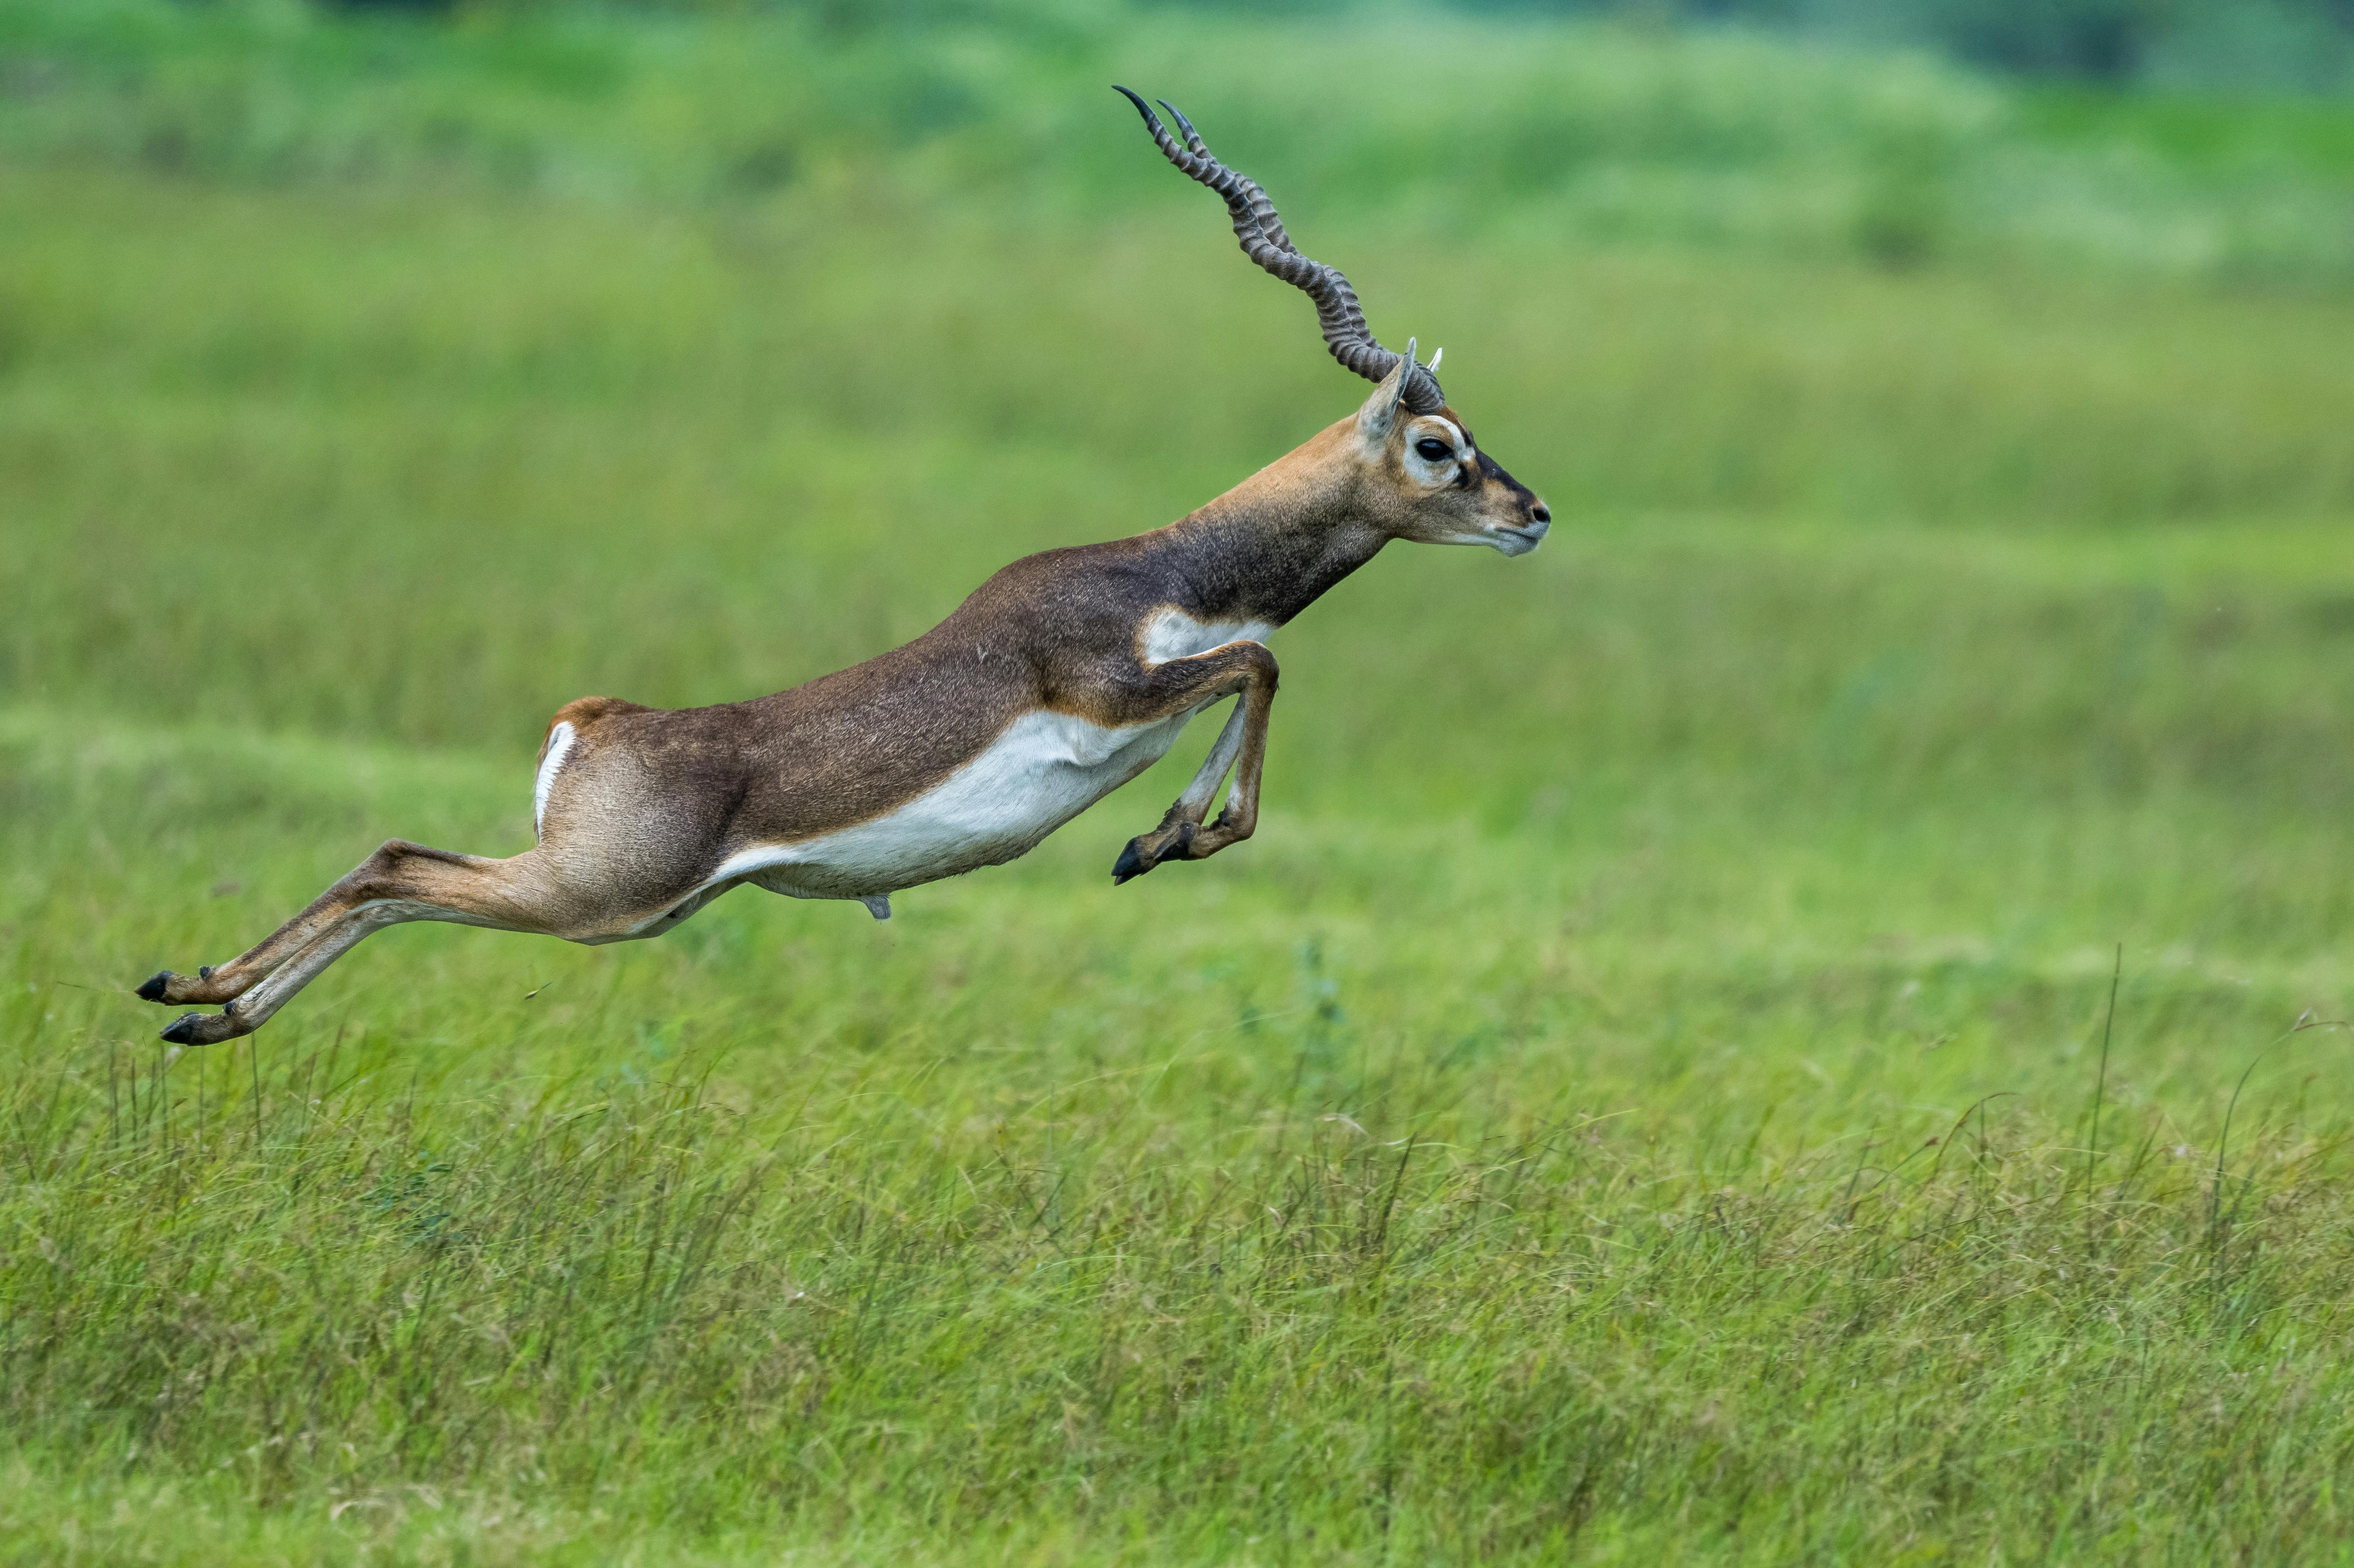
left=1118, top=87, right=1550, bottom=558
left=1347, top=350, right=1550, bottom=555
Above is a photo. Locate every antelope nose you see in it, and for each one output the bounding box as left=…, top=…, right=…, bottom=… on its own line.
left=1531, top=503, right=1551, bottom=525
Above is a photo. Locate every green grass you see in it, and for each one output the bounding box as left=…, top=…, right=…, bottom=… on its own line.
left=6, top=5, right=2354, bottom=1563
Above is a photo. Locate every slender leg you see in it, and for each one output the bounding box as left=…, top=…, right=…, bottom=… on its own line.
left=1111, top=640, right=1278, bottom=883
left=1111, top=699, right=1247, bottom=879
left=1181, top=672, right=1277, bottom=858
left=161, top=903, right=420, bottom=1046
left=136, top=840, right=496, bottom=1008
left=139, top=839, right=586, bottom=1044
left=1173, top=699, right=1251, bottom=822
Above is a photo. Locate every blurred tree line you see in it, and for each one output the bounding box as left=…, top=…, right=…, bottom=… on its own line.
left=1616, top=0, right=2354, bottom=87
left=325, top=0, right=2354, bottom=93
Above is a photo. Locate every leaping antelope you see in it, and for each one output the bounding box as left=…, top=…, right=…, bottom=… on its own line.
left=134, top=90, right=1549, bottom=1046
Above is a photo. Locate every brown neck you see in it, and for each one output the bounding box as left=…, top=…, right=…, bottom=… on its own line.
left=1152, top=421, right=1387, bottom=627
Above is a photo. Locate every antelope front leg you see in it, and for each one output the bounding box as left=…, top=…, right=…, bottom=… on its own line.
left=1180, top=670, right=1275, bottom=859
left=1112, top=700, right=1245, bottom=880
left=1112, top=641, right=1277, bottom=884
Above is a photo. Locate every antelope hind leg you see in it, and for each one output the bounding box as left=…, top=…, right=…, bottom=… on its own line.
left=136, top=839, right=486, bottom=1008
left=142, top=839, right=558, bottom=1044
left=157, top=908, right=390, bottom=1046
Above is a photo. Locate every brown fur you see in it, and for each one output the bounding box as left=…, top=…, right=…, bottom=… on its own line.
left=136, top=366, right=1547, bottom=1045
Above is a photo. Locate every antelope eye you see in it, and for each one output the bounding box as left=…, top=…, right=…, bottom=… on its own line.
left=1414, top=438, right=1452, bottom=462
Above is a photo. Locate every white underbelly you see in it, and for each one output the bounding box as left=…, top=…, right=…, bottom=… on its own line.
left=708, top=705, right=1203, bottom=901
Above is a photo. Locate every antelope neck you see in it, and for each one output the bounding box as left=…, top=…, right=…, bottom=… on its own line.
left=1155, top=460, right=1386, bottom=629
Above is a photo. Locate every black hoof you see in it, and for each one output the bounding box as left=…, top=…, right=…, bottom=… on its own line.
left=1113, top=822, right=1196, bottom=885
left=160, top=1004, right=248, bottom=1046
left=136, top=972, right=172, bottom=1003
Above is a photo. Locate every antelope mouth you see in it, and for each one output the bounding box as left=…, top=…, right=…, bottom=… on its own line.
left=1491, top=521, right=1550, bottom=556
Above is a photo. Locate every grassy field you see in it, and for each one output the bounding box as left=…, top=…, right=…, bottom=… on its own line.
left=5, top=4, right=2354, bottom=1563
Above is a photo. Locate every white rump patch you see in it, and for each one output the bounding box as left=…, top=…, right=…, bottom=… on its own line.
left=1139, top=607, right=1277, bottom=667
left=533, top=721, right=577, bottom=839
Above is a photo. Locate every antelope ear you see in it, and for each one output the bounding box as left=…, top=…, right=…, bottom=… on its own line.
left=1355, top=340, right=1416, bottom=449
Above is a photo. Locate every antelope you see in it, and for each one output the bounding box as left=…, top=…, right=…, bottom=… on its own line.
left=134, top=90, right=1550, bottom=1047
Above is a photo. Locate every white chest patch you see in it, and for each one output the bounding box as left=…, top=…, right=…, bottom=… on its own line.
left=707, top=706, right=1203, bottom=902
left=1139, top=607, right=1277, bottom=667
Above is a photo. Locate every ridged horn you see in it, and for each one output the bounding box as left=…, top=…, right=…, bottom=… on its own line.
left=1114, top=86, right=1445, bottom=415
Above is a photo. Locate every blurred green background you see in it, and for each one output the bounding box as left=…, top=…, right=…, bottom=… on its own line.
left=2, top=1, right=2352, bottom=1563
